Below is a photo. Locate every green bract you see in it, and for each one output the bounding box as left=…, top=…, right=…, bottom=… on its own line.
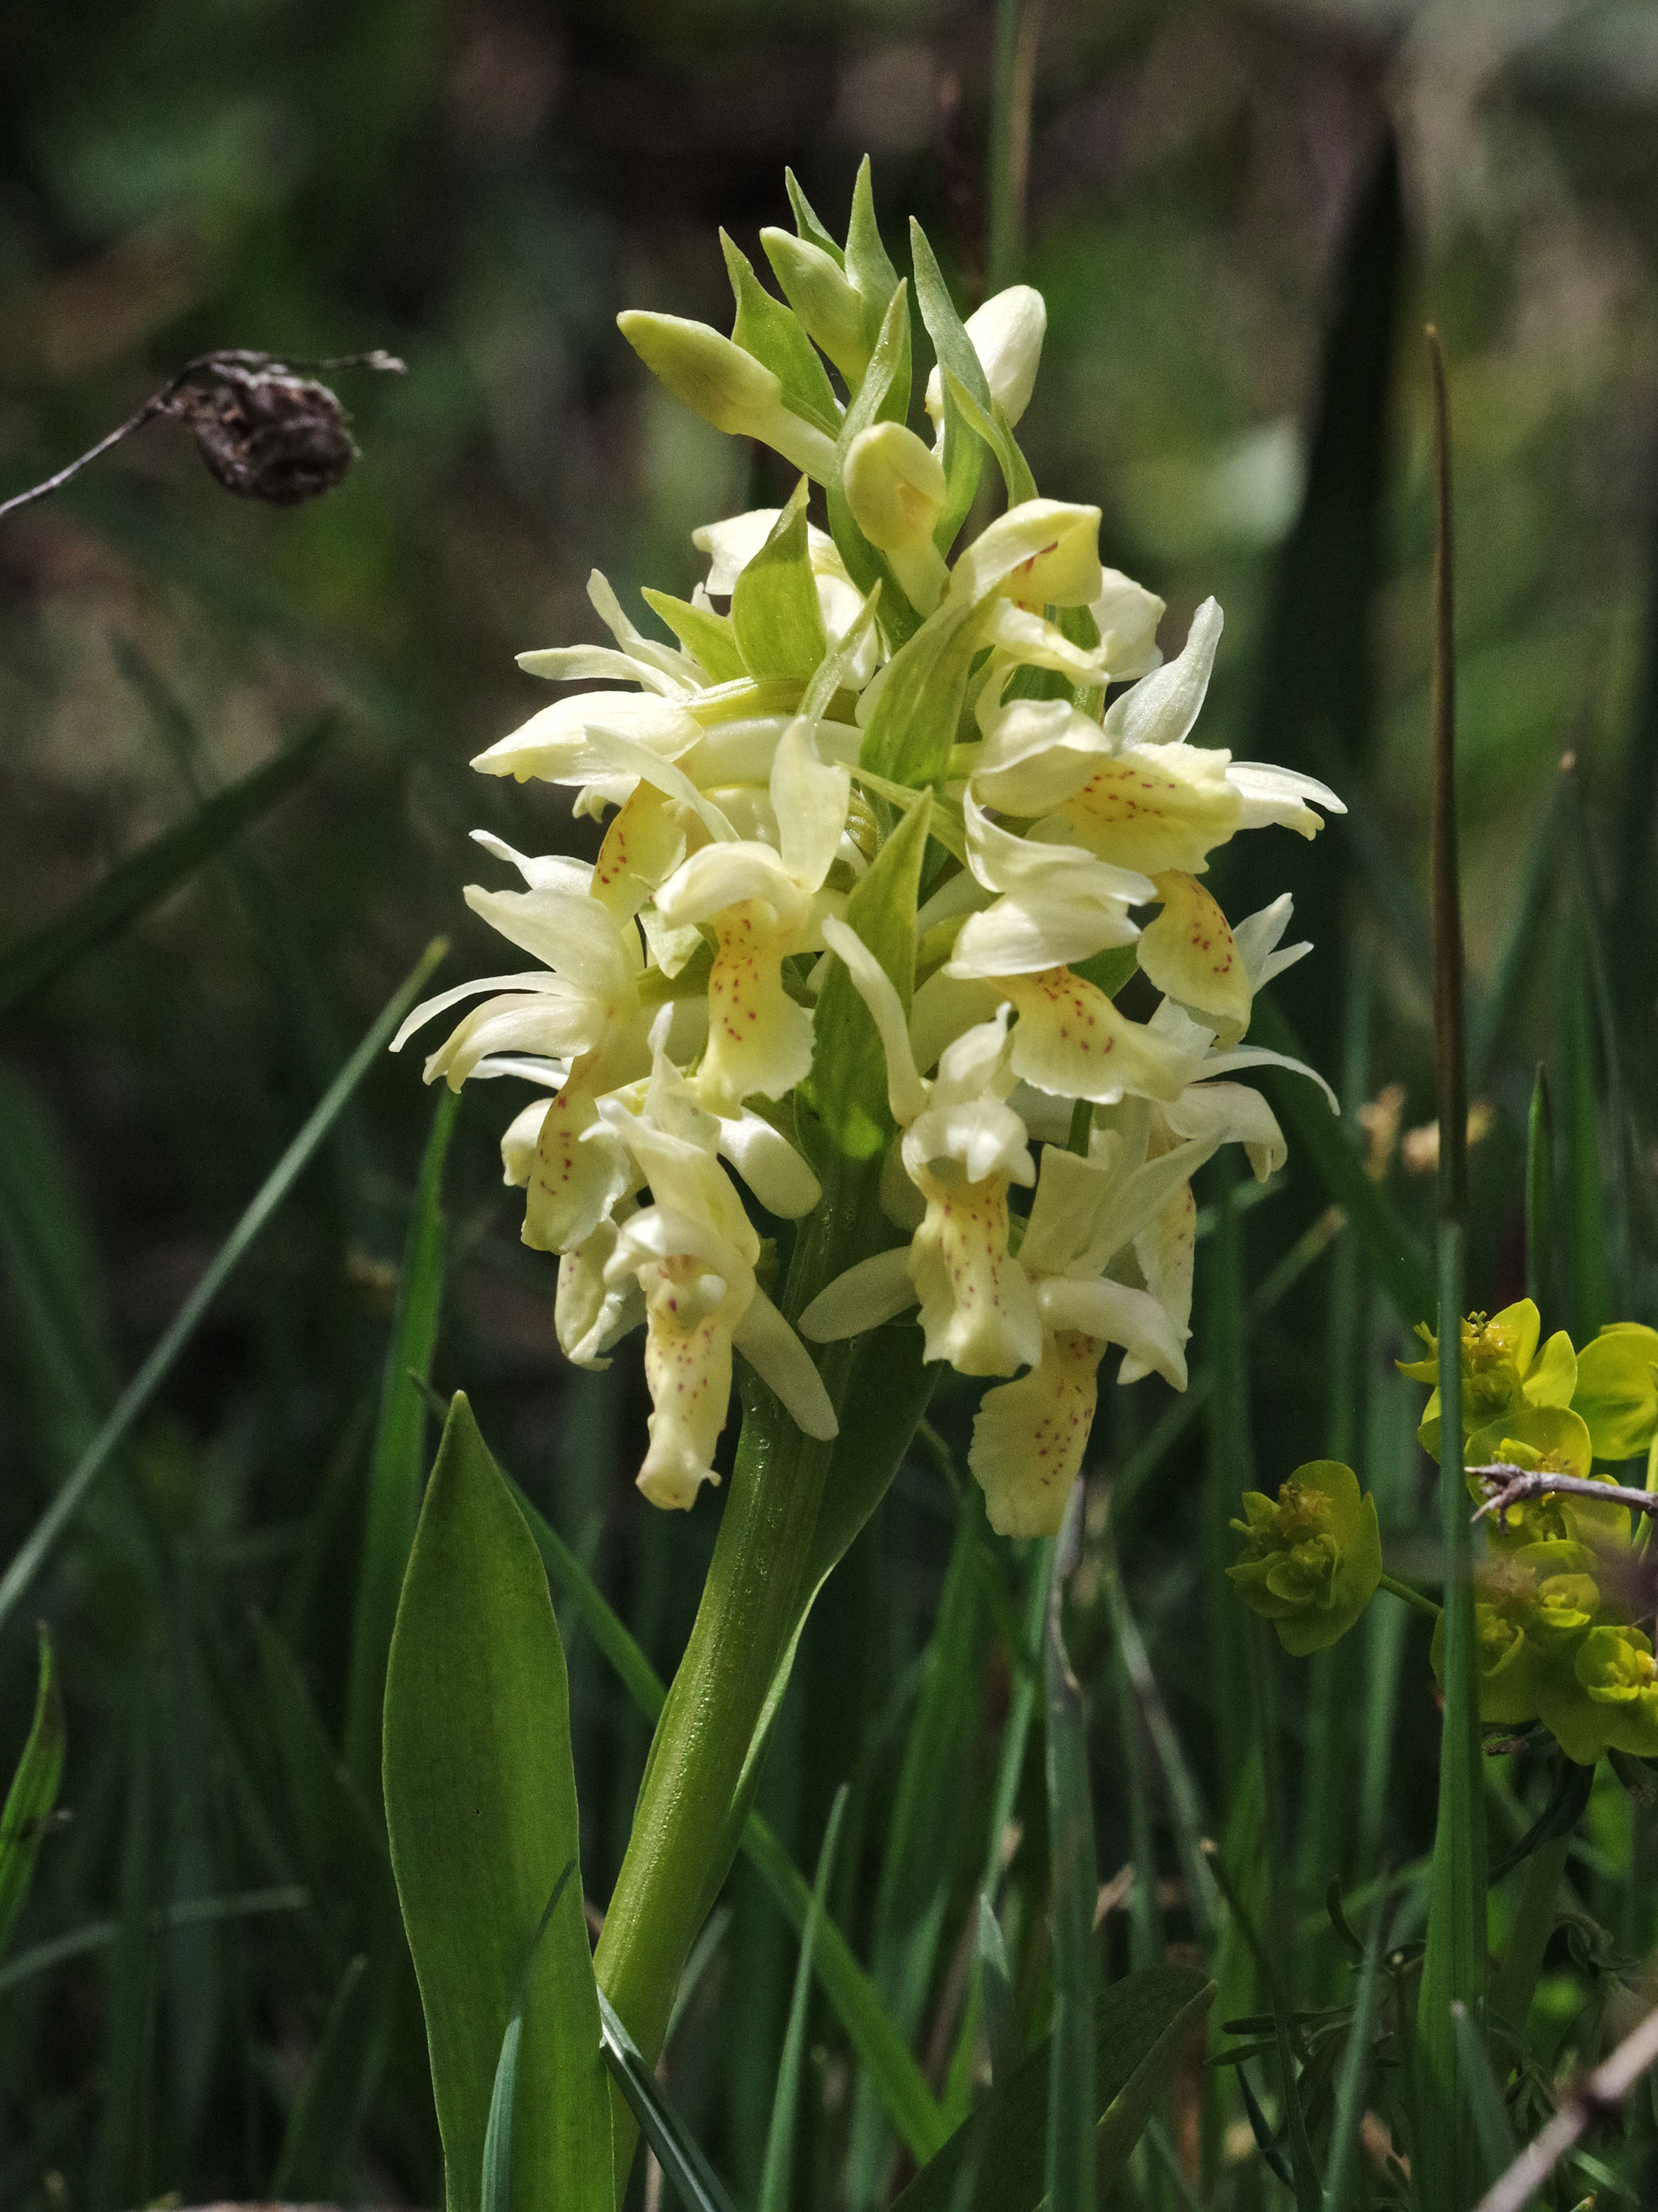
left=1226, top=1459, right=1382, bottom=1655
left=1570, top=1321, right=1658, bottom=1462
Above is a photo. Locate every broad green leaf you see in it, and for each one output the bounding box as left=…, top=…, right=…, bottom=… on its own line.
left=857, top=595, right=981, bottom=790
left=641, top=588, right=748, bottom=684
left=888, top=1967, right=1214, bottom=2212
left=0, top=1628, right=65, bottom=1961
left=758, top=1787, right=847, bottom=2212
left=731, top=480, right=828, bottom=683
left=502, top=1466, right=948, bottom=2161
left=804, top=788, right=932, bottom=1156
left=796, top=1318, right=939, bottom=1611
left=598, top=1987, right=741, bottom=2212
left=825, top=284, right=921, bottom=643
left=1044, top=1525, right=1099, bottom=2212
left=272, top=1952, right=383, bottom=2201
left=345, top=1084, right=460, bottom=1806
left=1247, top=994, right=1433, bottom=1329
left=0, top=939, right=447, bottom=1639
left=384, top=1393, right=611, bottom=2212
left=0, top=719, right=326, bottom=1021
left=845, top=1483, right=988, bottom=2204
left=482, top=1865, right=578, bottom=2212
left=722, top=231, right=842, bottom=436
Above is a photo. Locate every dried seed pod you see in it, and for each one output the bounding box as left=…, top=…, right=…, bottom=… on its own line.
left=173, top=360, right=358, bottom=505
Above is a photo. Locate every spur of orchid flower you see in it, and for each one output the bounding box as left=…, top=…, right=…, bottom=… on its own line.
left=393, top=158, right=1344, bottom=1537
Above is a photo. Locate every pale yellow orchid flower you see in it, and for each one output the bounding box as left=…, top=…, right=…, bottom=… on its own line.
left=969, top=1135, right=1213, bottom=1535
left=800, top=918, right=1042, bottom=1379
left=973, top=600, right=1343, bottom=872
left=652, top=714, right=851, bottom=1113
left=593, top=1031, right=835, bottom=1507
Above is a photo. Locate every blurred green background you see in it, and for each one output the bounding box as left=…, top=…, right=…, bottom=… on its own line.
left=4, top=1, right=1658, bottom=2206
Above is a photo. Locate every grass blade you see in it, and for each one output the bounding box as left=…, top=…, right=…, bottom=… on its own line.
left=1045, top=1491, right=1099, bottom=2212
left=759, top=1785, right=847, bottom=2212
left=1320, top=1892, right=1388, bottom=2212
left=0, top=1886, right=307, bottom=1999
left=1558, top=914, right=1609, bottom=1341
left=344, top=1084, right=461, bottom=1806
left=481, top=1864, right=578, bottom=2212
left=0, top=1071, right=119, bottom=1470
left=1525, top=1066, right=1553, bottom=1318
left=847, top=1480, right=988, bottom=2204
left=0, top=1627, right=65, bottom=1961
left=976, top=1895, right=1017, bottom=2089
left=272, top=1950, right=382, bottom=2201
left=597, top=1987, right=741, bottom=2212
left=1246, top=995, right=1433, bottom=1329
left=0, top=938, right=447, bottom=1640
left=502, top=1464, right=950, bottom=2161
left=889, top=1968, right=1214, bottom=2212
left=0, top=721, right=325, bottom=1021
left=1454, top=1999, right=1518, bottom=2180
left=1470, top=767, right=1569, bottom=1089
left=1415, top=325, right=1487, bottom=2212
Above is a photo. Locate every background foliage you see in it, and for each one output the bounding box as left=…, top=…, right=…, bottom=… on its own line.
left=3, top=0, right=1658, bottom=2205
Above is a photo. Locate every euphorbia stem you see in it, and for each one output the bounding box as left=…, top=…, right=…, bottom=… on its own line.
left=592, top=1144, right=883, bottom=2184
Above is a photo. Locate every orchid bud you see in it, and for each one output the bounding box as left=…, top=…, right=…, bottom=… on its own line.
left=1227, top=1459, right=1382, bottom=1655
left=923, top=285, right=1047, bottom=430
left=618, top=311, right=838, bottom=483
left=843, top=422, right=949, bottom=612
left=760, top=227, right=870, bottom=382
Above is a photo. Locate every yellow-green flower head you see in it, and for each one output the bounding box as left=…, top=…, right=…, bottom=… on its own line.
left=1539, top=1624, right=1658, bottom=1766
left=1472, top=1402, right=1629, bottom=1554
left=1227, top=1461, right=1382, bottom=1655
left=1400, top=1298, right=1577, bottom=1455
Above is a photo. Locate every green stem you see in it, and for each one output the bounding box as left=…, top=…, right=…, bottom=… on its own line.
left=592, top=1146, right=887, bottom=2183
left=1379, top=1571, right=1441, bottom=1623
left=1490, top=1832, right=1567, bottom=2038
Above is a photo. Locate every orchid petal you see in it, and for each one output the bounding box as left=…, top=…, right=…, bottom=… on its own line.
left=1101, top=597, right=1222, bottom=750
left=731, top=1288, right=839, bottom=1440
left=798, top=1247, right=919, bottom=1342
left=819, top=915, right=927, bottom=1124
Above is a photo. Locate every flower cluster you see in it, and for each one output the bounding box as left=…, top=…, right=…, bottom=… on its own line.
left=1409, top=1302, right=1658, bottom=1763
left=396, top=163, right=1342, bottom=1536
left=1228, top=1461, right=1383, bottom=1655
left=1240, top=1301, right=1658, bottom=1766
